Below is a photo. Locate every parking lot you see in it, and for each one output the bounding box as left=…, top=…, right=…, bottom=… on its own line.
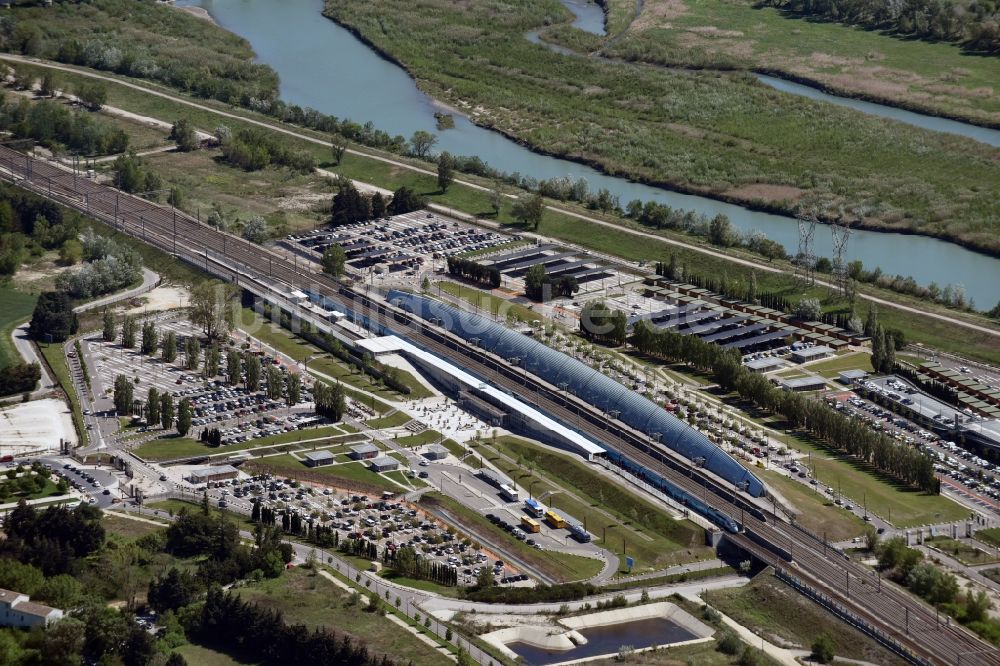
left=197, top=472, right=519, bottom=587
left=288, top=211, right=517, bottom=274
left=830, top=375, right=1000, bottom=514
left=84, top=314, right=321, bottom=450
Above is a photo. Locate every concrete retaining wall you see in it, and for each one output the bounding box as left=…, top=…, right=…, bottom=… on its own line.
left=481, top=601, right=715, bottom=664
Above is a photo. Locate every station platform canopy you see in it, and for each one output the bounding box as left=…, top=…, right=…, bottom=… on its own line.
left=386, top=291, right=765, bottom=497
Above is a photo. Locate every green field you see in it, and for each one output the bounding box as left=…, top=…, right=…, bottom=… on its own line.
left=238, top=308, right=431, bottom=400
left=436, top=281, right=542, bottom=324
left=484, top=436, right=715, bottom=572
left=171, top=644, right=253, bottom=666
left=926, top=536, right=1000, bottom=567
left=975, top=527, right=1000, bottom=548
left=8, top=57, right=998, bottom=367
left=235, top=567, right=453, bottom=665
left=749, top=415, right=968, bottom=528
left=0, top=476, right=66, bottom=503
left=324, top=0, right=1000, bottom=256
left=759, top=470, right=865, bottom=542
left=366, top=411, right=412, bottom=429
left=0, top=287, right=37, bottom=369
left=250, top=454, right=401, bottom=492
left=38, top=342, right=87, bottom=446
left=601, top=0, right=1000, bottom=125
left=705, top=571, right=908, bottom=665
left=805, top=353, right=875, bottom=378
left=132, top=426, right=352, bottom=461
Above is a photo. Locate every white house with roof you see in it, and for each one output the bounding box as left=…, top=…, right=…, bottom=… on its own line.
left=0, top=588, right=63, bottom=628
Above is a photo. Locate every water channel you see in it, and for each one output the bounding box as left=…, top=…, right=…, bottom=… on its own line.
left=180, top=0, right=1000, bottom=306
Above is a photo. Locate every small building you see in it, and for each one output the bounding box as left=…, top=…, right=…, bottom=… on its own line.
left=350, top=443, right=380, bottom=460
left=0, top=589, right=63, bottom=628
left=745, top=357, right=783, bottom=373
left=838, top=369, right=868, bottom=385
left=423, top=444, right=449, bottom=461
left=303, top=450, right=335, bottom=468
left=188, top=465, right=239, bottom=485
left=369, top=455, right=399, bottom=473
left=790, top=345, right=834, bottom=364
left=780, top=376, right=827, bottom=392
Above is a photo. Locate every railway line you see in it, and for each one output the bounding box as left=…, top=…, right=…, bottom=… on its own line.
left=2, top=146, right=996, bottom=665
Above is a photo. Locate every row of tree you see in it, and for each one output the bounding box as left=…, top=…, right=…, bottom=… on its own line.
left=877, top=537, right=994, bottom=631
left=524, top=263, right=578, bottom=301
left=330, top=178, right=424, bottom=225
left=55, top=228, right=141, bottom=299
left=193, top=586, right=403, bottom=666
left=0, top=96, right=129, bottom=156
left=579, top=301, right=628, bottom=346
left=0, top=501, right=105, bottom=576
left=313, top=380, right=347, bottom=421
left=630, top=319, right=938, bottom=491
left=446, top=256, right=501, bottom=288
left=760, top=0, right=1000, bottom=54
left=220, top=127, right=314, bottom=173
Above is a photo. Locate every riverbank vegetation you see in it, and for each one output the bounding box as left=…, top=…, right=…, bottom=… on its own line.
left=1, top=0, right=278, bottom=107
left=592, top=0, right=1000, bottom=127
left=324, top=0, right=1000, bottom=256
left=2, top=55, right=998, bottom=366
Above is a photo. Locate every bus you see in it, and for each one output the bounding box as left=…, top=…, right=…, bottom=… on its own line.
left=499, top=484, right=519, bottom=502
left=544, top=510, right=565, bottom=529
left=523, top=498, right=545, bottom=518
left=520, top=517, right=541, bottom=533
left=569, top=522, right=591, bottom=542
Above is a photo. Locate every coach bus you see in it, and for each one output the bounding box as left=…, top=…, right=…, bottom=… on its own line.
left=544, top=510, right=565, bottom=529
left=520, top=517, right=541, bottom=533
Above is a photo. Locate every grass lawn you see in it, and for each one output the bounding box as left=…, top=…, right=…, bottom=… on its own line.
left=142, top=148, right=326, bottom=236
left=0, top=286, right=37, bottom=370
left=601, top=564, right=735, bottom=591
left=435, top=281, right=542, bottom=324
left=925, top=536, right=1000, bottom=567
left=367, top=411, right=412, bottom=429
left=172, top=644, right=255, bottom=666
left=252, top=454, right=400, bottom=492
left=38, top=342, right=87, bottom=446
left=393, top=430, right=443, bottom=447
left=705, top=570, right=908, bottom=666
left=0, top=477, right=66, bottom=503
left=486, top=436, right=715, bottom=572
left=444, top=440, right=483, bottom=469
left=975, top=528, right=1000, bottom=549
left=240, top=308, right=431, bottom=400
left=102, top=512, right=167, bottom=540
left=132, top=426, right=352, bottom=461
left=759, top=470, right=865, bottom=542
left=806, top=353, right=875, bottom=378
left=757, top=419, right=968, bottom=527
left=420, top=491, right=605, bottom=583
left=146, top=498, right=256, bottom=530
left=234, top=567, right=453, bottom=665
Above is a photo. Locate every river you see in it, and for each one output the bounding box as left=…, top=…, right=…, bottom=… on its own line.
left=178, top=0, right=1000, bottom=307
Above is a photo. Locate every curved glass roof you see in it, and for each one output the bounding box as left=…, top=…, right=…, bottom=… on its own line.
left=387, top=291, right=764, bottom=496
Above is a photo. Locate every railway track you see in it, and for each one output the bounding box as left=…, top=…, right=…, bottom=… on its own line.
left=2, top=146, right=996, bottom=665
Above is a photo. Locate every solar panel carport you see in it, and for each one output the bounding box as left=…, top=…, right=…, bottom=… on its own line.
left=486, top=244, right=557, bottom=268
left=702, top=322, right=769, bottom=343
left=682, top=315, right=746, bottom=336
left=387, top=290, right=765, bottom=497
left=723, top=330, right=789, bottom=350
